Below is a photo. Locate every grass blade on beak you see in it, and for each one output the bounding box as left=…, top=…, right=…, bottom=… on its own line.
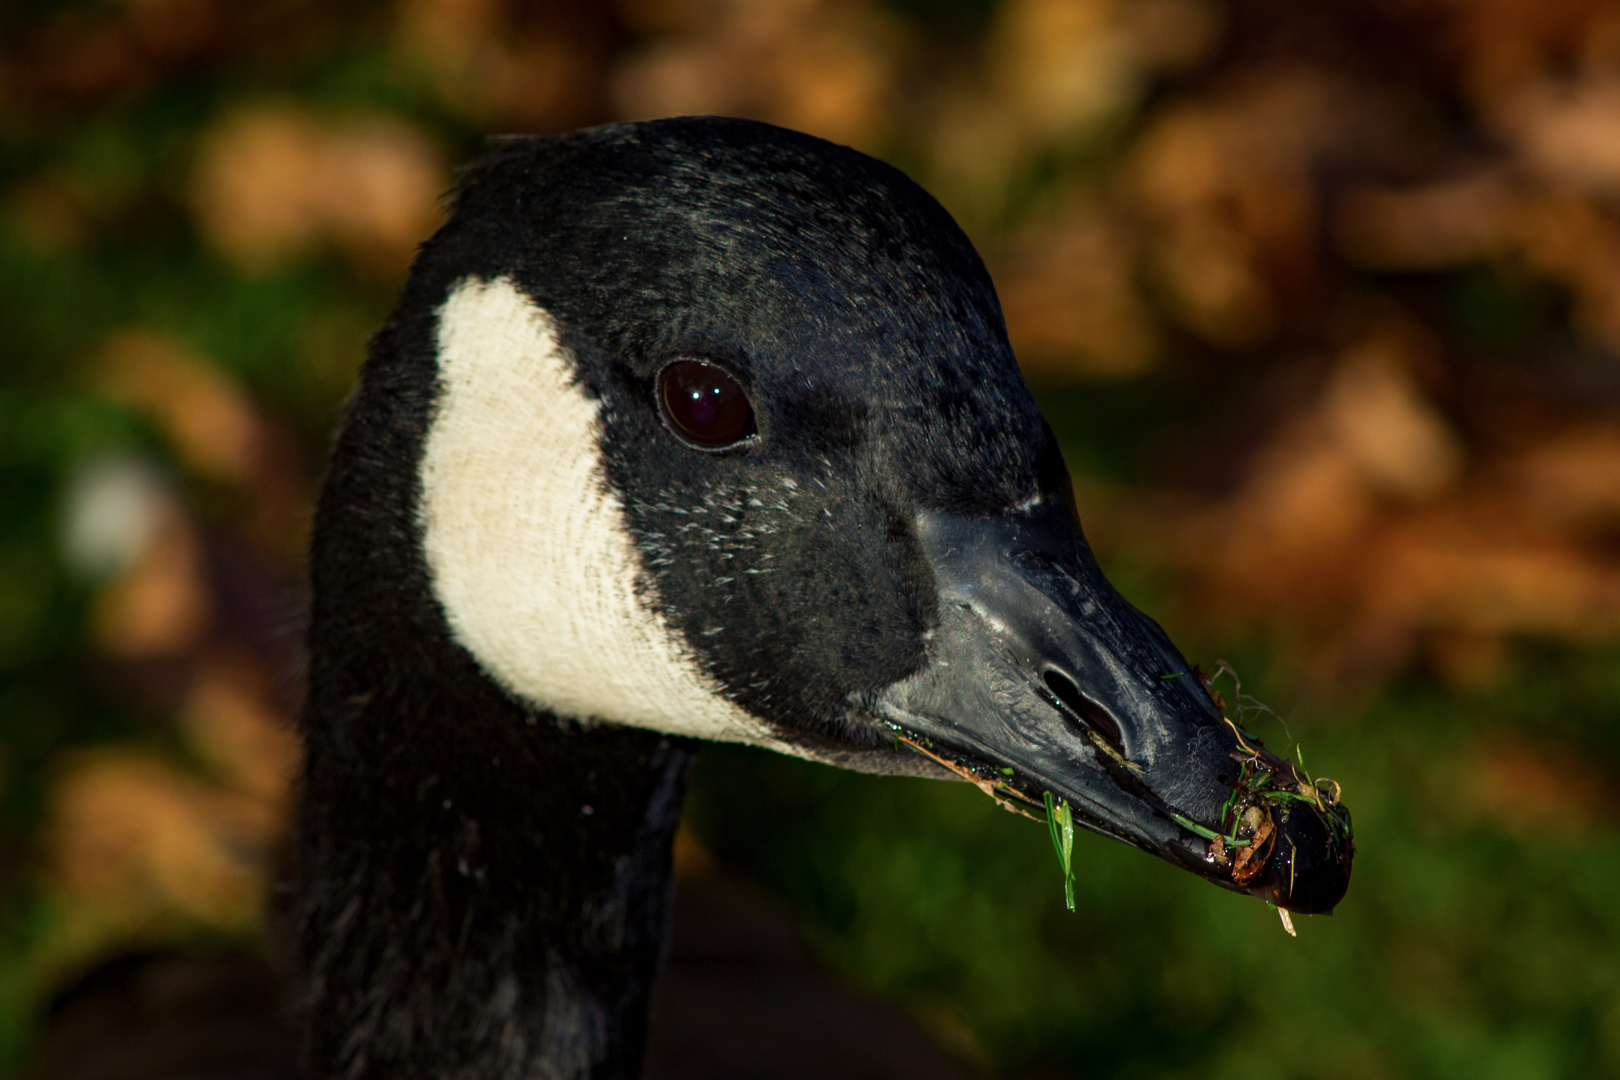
left=1044, top=791, right=1076, bottom=912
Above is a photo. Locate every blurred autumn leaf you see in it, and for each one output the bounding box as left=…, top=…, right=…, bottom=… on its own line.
left=189, top=104, right=447, bottom=277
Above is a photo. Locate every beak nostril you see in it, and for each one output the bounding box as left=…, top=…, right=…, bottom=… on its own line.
left=1043, top=670, right=1125, bottom=752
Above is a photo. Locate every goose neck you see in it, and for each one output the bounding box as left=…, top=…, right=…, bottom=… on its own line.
left=295, top=661, right=694, bottom=1080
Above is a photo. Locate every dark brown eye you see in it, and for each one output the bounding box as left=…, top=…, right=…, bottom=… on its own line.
left=658, top=360, right=756, bottom=449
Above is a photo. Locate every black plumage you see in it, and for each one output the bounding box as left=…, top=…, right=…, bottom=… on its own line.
left=290, top=115, right=1349, bottom=1080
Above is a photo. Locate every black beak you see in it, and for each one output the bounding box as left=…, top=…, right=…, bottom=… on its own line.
left=861, top=494, right=1353, bottom=915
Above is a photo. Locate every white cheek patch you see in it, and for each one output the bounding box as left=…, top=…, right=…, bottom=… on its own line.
left=417, top=275, right=782, bottom=747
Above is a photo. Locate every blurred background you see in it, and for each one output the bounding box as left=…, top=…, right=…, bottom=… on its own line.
left=2, top=0, right=1620, bottom=1076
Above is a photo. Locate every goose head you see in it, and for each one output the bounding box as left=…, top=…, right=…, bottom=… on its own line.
left=299, top=114, right=1351, bottom=1077
left=385, top=117, right=1350, bottom=913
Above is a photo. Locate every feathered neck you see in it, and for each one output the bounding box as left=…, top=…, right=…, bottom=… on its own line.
left=295, top=630, right=694, bottom=1079
left=294, top=327, right=695, bottom=1078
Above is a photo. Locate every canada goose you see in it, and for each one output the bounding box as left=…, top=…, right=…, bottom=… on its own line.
left=295, top=115, right=1352, bottom=1080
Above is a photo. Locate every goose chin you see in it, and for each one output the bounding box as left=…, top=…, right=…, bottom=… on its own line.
left=858, top=499, right=1354, bottom=915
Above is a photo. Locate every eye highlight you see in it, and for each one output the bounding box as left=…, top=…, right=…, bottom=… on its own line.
left=658, top=360, right=757, bottom=449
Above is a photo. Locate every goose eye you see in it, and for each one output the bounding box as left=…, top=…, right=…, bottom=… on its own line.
left=658, top=360, right=756, bottom=449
